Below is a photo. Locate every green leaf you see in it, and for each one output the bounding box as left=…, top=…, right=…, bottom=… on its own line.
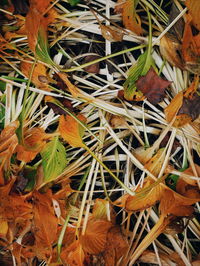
left=123, top=8, right=154, bottom=100
left=40, top=137, right=67, bottom=182
left=68, top=0, right=80, bottom=6
left=35, top=28, right=55, bottom=66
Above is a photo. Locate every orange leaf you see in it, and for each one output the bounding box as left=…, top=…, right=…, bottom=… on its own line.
left=57, top=72, right=81, bottom=98
left=125, top=178, right=164, bottom=212
left=60, top=240, right=84, bottom=266
left=103, top=226, right=128, bottom=265
left=16, top=127, right=49, bottom=163
left=164, top=91, right=186, bottom=127
left=80, top=219, right=112, bottom=254
left=159, top=189, right=200, bottom=217
left=182, top=15, right=200, bottom=73
left=21, top=61, right=50, bottom=89
left=0, top=121, right=19, bottom=184
left=117, top=0, right=142, bottom=35
left=59, top=114, right=86, bottom=148
left=186, top=0, right=200, bottom=31
left=33, top=190, right=58, bottom=259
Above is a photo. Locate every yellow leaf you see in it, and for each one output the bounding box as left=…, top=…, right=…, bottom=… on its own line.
left=59, top=114, right=86, bottom=148
left=0, top=220, right=8, bottom=237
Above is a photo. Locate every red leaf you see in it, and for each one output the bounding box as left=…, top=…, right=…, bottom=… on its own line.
left=136, top=67, right=171, bottom=104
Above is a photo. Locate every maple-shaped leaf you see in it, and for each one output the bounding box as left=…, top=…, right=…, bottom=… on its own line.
left=136, top=67, right=171, bottom=104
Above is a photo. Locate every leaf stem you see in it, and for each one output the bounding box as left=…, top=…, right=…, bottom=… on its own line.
left=83, top=144, right=134, bottom=196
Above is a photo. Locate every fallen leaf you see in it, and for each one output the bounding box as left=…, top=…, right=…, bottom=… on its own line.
left=83, top=55, right=100, bottom=73
left=21, top=61, right=50, bottom=90
left=16, top=127, right=50, bottom=163
left=60, top=240, right=84, bottom=266
left=138, top=250, right=176, bottom=266
left=100, top=25, right=124, bottom=42
left=160, top=34, right=184, bottom=69
left=57, top=72, right=81, bottom=98
left=59, top=114, right=87, bottom=148
left=40, top=136, right=68, bottom=182
left=178, top=93, right=200, bottom=121
left=185, top=0, right=200, bottom=31
left=103, top=226, right=128, bottom=266
left=33, top=190, right=58, bottom=260
left=182, top=16, right=200, bottom=74
left=136, top=67, right=171, bottom=104
left=116, top=0, right=142, bottom=35
left=0, top=121, right=19, bottom=184
left=80, top=219, right=112, bottom=254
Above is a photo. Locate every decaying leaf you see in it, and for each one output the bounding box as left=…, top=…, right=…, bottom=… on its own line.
left=182, top=16, right=200, bottom=74
left=116, top=0, right=142, bottom=35
left=59, top=114, right=87, bottom=148
left=80, top=219, right=112, bottom=254
left=33, top=190, right=58, bottom=260
left=83, top=55, right=100, bottom=74
left=185, top=0, right=200, bottom=31
left=100, top=25, right=124, bottom=42
left=165, top=77, right=200, bottom=127
left=136, top=67, right=171, bottom=104
left=103, top=226, right=128, bottom=266
left=21, top=61, right=50, bottom=89
left=60, top=240, right=84, bottom=266
left=16, top=127, right=50, bottom=163
left=0, top=121, right=19, bottom=184
left=160, top=34, right=184, bottom=69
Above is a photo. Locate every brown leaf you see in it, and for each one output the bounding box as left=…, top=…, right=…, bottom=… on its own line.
left=16, top=127, right=50, bottom=163
left=100, top=25, right=124, bottom=42
left=136, top=67, right=171, bottom=104
left=178, top=93, right=200, bottom=121
left=160, top=35, right=184, bottom=69
left=83, top=55, right=100, bottom=73
left=182, top=16, right=200, bottom=74
left=21, top=61, right=50, bottom=90
left=103, top=226, right=128, bottom=266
